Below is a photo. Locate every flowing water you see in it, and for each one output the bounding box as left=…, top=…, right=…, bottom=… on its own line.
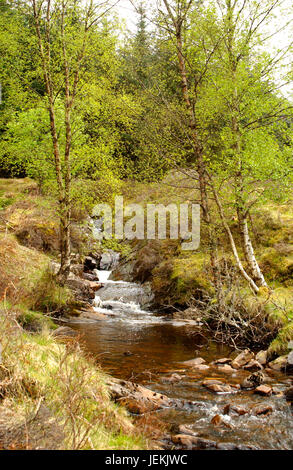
left=69, top=273, right=293, bottom=450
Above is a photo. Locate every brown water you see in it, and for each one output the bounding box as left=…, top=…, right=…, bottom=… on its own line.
left=69, top=279, right=293, bottom=450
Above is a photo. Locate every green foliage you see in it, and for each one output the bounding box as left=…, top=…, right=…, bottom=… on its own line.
left=27, top=268, right=73, bottom=313
left=101, top=239, right=132, bottom=258
left=268, top=321, right=293, bottom=356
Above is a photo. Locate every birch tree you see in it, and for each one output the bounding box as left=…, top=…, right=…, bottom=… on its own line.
left=30, top=0, right=115, bottom=282
left=204, top=0, right=293, bottom=290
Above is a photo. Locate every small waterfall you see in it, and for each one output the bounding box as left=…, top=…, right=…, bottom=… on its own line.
left=92, top=270, right=201, bottom=327
left=94, top=270, right=112, bottom=283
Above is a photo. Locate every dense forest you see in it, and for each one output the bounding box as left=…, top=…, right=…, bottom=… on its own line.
left=0, top=0, right=293, bottom=452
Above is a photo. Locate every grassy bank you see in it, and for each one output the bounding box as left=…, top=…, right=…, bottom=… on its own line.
left=0, top=305, right=147, bottom=450
left=0, top=178, right=147, bottom=450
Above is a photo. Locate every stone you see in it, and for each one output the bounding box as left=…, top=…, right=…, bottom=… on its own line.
left=70, top=264, right=84, bottom=276
left=203, top=382, right=235, bottom=394
left=163, top=373, right=182, bottom=383
left=84, top=256, right=97, bottom=271
left=119, top=398, right=149, bottom=414
left=252, top=405, right=273, bottom=416
left=272, top=387, right=284, bottom=396
left=98, top=281, right=154, bottom=310
left=231, top=405, right=249, bottom=416
left=287, top=351, right=293, bottom=365
left=177, top=425, right=197, bottom=436
left=106, top=377, right=188, bottom=413
left=211, top=414, right=222, bottom=426
left=202, top=379, right=223, bottom=386
left=223, top=404, right=249, bottom=416
left=254, top=385, right=272, bottom=396
left=66, top=277, right=96, bottom=301
left=236, top=444, right=259, bottom=450
left=182, top=357, right=206, bottom=367
left=80, top=310, right=106, bottom=321
left=231, top=349, right=254, bottom=369
left=171, top=434, right=195, bottom=448
left=213, top=358, right=232, bottom=365
left=172, top=435, right=216, bottom=449
left=100, top=250, right=120, bottom=270
left=284, top=387, right=293, bottom=402
left=82, top=272, right=96, bottom=281
left=191, top=364, right=210, bottom=371
left=87, top=281, right=101, bottom=292
left=268, top=355, right=288, bottom=371
left=243, top=360, right=263, bottom=372
left=241, top=371, right=265, bottom=390
left=223, top=404, right=230, bottom=415
left=49, top=261, right=61, bottom=276
left=256, top=350, right=268, bottom=365
left=217, top=364, right=234, bottom=373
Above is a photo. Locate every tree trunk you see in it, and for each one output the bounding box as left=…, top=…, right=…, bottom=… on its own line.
left=211, top=183, right=259, bottom=294
left=238, top=213, right=267, bottom=287
left=162, top=0, right=218, bottom=282
left=58, top=201, right=71, bottom=283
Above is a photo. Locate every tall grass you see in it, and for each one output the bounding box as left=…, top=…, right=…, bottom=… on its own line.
left=0, top=307, right=147, bottom=450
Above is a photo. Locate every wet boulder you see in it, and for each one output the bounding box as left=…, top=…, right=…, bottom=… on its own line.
left=224, top=404, right=249, bottom=416
left=231, top=349, right=254, bottom=369
left=82, top=272, right=97, bottom=281
left=252, top=404, right=274, bottom=416
left=211, top=414, right=222, bottom=426
left=284, top=387, right=293, bottom=403
left=182, top=357, right=206, bottom=367
left=243, top=360, right=263, bottom=372
left=217, top=442, right=259, bottom=450
left=66, top=276, right=96, bottom=301
left=216, top=443, right=239, bottom=450
left=213, top=358, right=233, bottom=365
left=98, top=282, right=154, bottom=309
left=268, top=355, right=288, bottom=371
left=192, top=364, right=210, bottom=371
left=241, top=371, right=265, bottom=390
left=256, top=350, right=268, bottom=365
left=105, top=377, right=192, bottom=414
left=171, top=434, right=217, bottom=450
left=100, top=250, right=120, bottom=270
left=177, top=425, right=197, bottom=436
left=202, top=380, right=239, bottom=394
left=254, top=385, right=272, bottom=396
left=84, top=256, right=97, bottom=271
left=217, top=364, right=235, bottom=373
left=132, top=241, right=163, bottom=283
left=162, top=373, right=182, bottom=384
